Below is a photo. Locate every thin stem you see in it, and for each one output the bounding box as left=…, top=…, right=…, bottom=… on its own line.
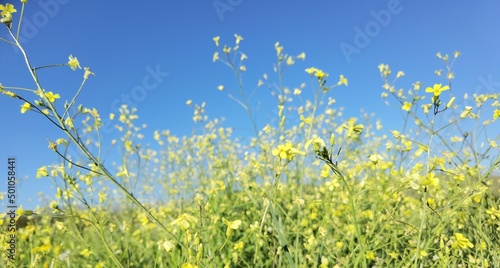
left=33, top=63, right=68, bottom=71
left=63, top=77, right=88, bottom=119
left=0, top=35, right=16, bottom=45
left=16, top=3, right=25, bottom=39
left=1, top=86, right=36, bottom=92
left=54, top=148, right=103, bottom=175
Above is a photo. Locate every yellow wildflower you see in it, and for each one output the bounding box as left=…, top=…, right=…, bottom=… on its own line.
left=116, top=165, right=129, bottom=177
left=222, top=217, right=242, bottom=237
left=172, top=213, right=198, bottom=230
left=460, top=106, right=473, bottom=118
left=45, top=91, right=60, bottom=103
left=21, top=102, right=31, bottom=114
left=342, top=118, right=364, bottom=138
left=337, top=75, right=348, bottom=86
left=79, top=248, right=93, bottom=257
left=158, top=239, right=175, bottom=252
left=299, top=115, right=312, bottom=128
left=0, top=3, right=17, bottom=18
left=263, top=124, right=271, bottom=134
left=68, top=55, right=81, bottom=70
left=240, top=52, right=247, bottom=61
left=83, top=67, right=94, bottom=79
left=425, top=84, right=449, bottom=97
left=305, top=137, right=326, bottom=152
left=98, top=192, right=107, bottom=203
left=320, top=164, right=330, bottom=178
left=272, top=142, right=306, bottom=161
left=234, top=34, right=243, bottom=45
left=378, top=64, right=391, bottom=77
left=365, top=251, right=375, bottom=260
left=413, top=81, right=421, bottom=90
left=315, top=69, right=328, bottom=80
left=274, top=41, right=283, bottom=55
left=213, top=36, right=220, bottom=46
left=451, top=233, right=474, bottom=249
left=420, top=172, right=439, bottom=188
left=493, top=109, right=500, bottom=120
left=402, top=101, right=412, bottom=112
left=305, top=67, right=318, bottom=75
left=369, top=154, right=384, bottom=165
left=486, top=206, right=500, bottom=219
left=36, top=166, right=49, bottom=178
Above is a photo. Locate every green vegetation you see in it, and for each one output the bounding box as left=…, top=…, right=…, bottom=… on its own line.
left=1, top=2, right=500, bottom=267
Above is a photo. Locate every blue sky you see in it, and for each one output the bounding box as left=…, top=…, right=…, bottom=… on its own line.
left=1, top=0, right=499, bottom=209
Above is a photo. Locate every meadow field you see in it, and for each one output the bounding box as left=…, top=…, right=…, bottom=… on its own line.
left=2, top=2, right=500, bottom=267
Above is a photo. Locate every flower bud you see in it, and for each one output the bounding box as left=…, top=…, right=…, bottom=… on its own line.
left=446, top=97, right=455, bottom=108
left=0, top=17, right=12, bottom=29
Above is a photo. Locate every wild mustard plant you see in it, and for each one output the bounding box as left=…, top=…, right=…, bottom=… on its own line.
left=1, top=2, right=189, bottom=267
left=2, top=2, right=500, bottom=267
left=378, top=52, right=499, bottom=266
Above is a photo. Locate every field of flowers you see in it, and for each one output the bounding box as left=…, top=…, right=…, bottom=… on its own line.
left=2, top=2, right=500, bottom=267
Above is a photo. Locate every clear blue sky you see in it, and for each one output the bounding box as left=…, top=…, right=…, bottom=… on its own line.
left=1, top=1, right=499, bottom=209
